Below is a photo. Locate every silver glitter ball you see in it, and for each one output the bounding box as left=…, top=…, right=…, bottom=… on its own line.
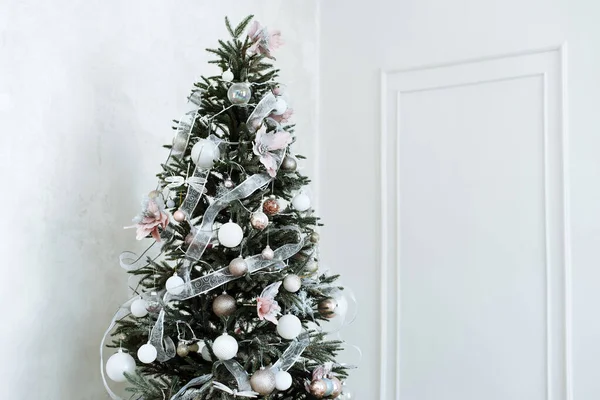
left=177, top=342, right=190, bottom=357
left=281, top=156, right=297, bottom=171
left=250, top=368, right=276, bottom=395
left=212, top=293, right=237, bottom=317
left=228, top=257, right=248, bottom=276
left=250, top=211, right=269, bottom=230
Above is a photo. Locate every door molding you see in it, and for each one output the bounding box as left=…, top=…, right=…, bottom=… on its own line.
left=379, top=44, right=572, bottom=400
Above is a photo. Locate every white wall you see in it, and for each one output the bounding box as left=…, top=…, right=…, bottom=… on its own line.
left=319, top=1, right=600, bottom=399
left=0, top=1, right=318, bottom=398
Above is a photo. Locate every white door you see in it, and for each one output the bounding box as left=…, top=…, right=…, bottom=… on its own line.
left=319, top=1, right=600, bottom=399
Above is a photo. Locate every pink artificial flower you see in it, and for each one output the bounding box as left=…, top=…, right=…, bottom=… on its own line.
left=247, top=20, right=283, bottom=59
left=270, top=108, right=294, bottom=124
left=126, top=197, right=169, bottom=242
left=257, top=282, right=282, bottom=325
left=253, top=126, right=292, bottom=177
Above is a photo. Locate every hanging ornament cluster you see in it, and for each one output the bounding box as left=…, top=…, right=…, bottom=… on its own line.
left=308, top=376, right=343, bottom=399
left=250, top=368, right=276, bottom=395
left=218, top=221, right=243, bottom=248
left=212, top=293, right=237, bottom=317
left=106, top=349, right=136, bottom=383
left=177, top=341, right=200, bottom=357
left=191, top=139, right=220, bottom=169
left=262, top=196, right=280, bottom=216
left=227, top=82, right=252, bottom=105
left=213, top=333, right=238, bottom=360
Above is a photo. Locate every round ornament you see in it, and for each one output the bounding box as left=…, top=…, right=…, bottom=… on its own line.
left=281, top=156, right=297, bottom=171
left=213, top=333, right=238, bottom=360
left=218, top=221, right=243, bottom=248
left=224, top=178, right=235, bottom=189
left=166, top=275, right=185, bottom=295
left=318, top=298, right=338, bottom=319
left=304, top=261, right=319, bottom=274
left=261, top=245, right=275, bottom=260
left=310, top=231, right=320, bottom=243
left=277, top=314, right=302, bottom=340
left=191, top=139, right=220, bottom=169
left=275, top=370, right=293, bottom=391
left=250, top=368, right=276, bottom=395
left=106, top=350, right=136, bottom=383
left=177, top=342, right=189, bottom=357
left=283, top=274, right=302, bottom=293
left=250, top=211, right=269, bottom=230
left=272, top=97, right=288, bottom=115
left=187, top=342, right=200, bottom=353
left=146, top=292, right=162, bottom=313
left=309, top=377, right=343, bottom=399
left=227, top=82, right=252, bottom=105
left=148, top=190, right=161, bottom=199
left=130, top=298, right=148, bottom=318
left=262, top=197, right=280, bottom=216
left=212, top=293, right=237, bottom=317
left=173, top=210, right=186, bottom=222
left=166, top=199, right=175, bottom=208
left=221, top=68, right=234, bottom=82
left=137, top=343, right=157, bottom=364
left=228, top=257, right=248, bottom=276
left=292, top=193, right=311, bottom=212
left=184, top=232, right=195, bottom=245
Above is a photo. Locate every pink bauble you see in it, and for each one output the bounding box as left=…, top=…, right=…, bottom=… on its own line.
left=173, top=210, right=186, bottom=222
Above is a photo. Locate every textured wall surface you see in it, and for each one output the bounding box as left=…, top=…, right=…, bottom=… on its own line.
left=0, top=1, right=318, bottom=398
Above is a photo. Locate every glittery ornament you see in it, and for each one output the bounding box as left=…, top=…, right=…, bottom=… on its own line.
left=173, top=210, right=186, bottom=222
left=262, top=197, right=280, bottom=216
left=281, top=156, right=297, bottom=171
left=145, top=292, right=161, bottom=313
left=310, top=231, right=320, bottom=243
left=250, top=211, right=269, bottom=230
left=177, top=342, right=190, bottom=357
left=250, top=368, right=276, bottom=395
left=212, top=293, right=237, bottom=317
left=227, top=82, right=252, bottom=105
left=224, top=178, right=235, bottom=189
left=261, top=245, right=275, bottom=260
left=229, top=257, right=248, bottom=276
left=318, top=298, right=338, bottom=319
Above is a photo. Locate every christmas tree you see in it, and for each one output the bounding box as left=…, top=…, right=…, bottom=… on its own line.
left=101, top=16, right=355, bottom=400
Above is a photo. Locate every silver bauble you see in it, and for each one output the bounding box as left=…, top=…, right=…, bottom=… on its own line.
left=250, top=211, right=269, bottom=230
left=228, top=257, right=248, bottom=276
left=261, top=245, right=275, bottom=260
left=227, top=82, right=252, bottom=105
left=212, top=293, right=237, bottom=317
left=250, top=368, right=276, bottom=395
left=281, top=156, right=297, bottom=171
left=310, top=231, right=320, bottom=243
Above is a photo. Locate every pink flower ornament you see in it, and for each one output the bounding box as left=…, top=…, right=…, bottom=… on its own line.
left=253, top=126, right=292, bottom=177
left=126, top=196, right=169, bottom=241
left=257, top=282, right=282, bottom=325
left=247, top=20, right=283, bottom=59
left=270, top=108, right=293, bottom=124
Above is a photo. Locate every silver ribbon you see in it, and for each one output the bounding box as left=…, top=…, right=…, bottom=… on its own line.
left=151, top=309, right=176, bottom=361
left=169, top=374, right=212, bottom=400
left=213, top=382, right=258, bottom=398
left=171, top=90, right=202, bottom=157
left=222, top=359, right=253, bottom=392
left=247, top=92, right=277, bottom=133
left=272, top=331, right=311, bottom=372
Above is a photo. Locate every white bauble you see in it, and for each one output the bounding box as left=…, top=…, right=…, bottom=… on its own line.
left=272, top=97, right=288, bottom=115
left=221, top=69, right=234, bottom=82
left=166, top=275, right=185, bottom=295
left=137, top=343, right=158, bottom=364
left=213, top=333, right=238, bottom=360
left=275, top=370, right=293, bottom=391
left=291, top=193, right=311, bottom=212
left=277, top=315, right=302, bottom=340
left=283, top=275, right=302, bottom=293
left=106, top=350, right=136, bottom=382
left=218, top=222, right=243, bottom=248
left=191, top=139, right=220, bottom=169
left=130, top=298, right=148, bottom=318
